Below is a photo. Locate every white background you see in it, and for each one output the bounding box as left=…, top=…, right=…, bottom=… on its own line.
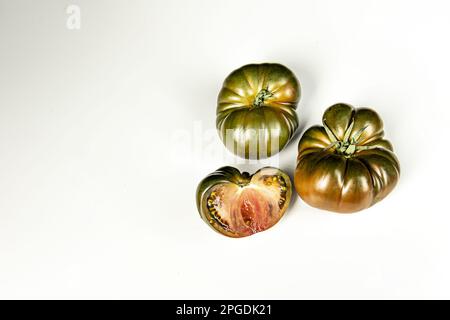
left=1, top=0, right=449, bottom=299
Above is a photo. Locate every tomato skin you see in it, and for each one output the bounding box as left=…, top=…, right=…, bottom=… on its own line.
left=196, top=166, right=292, bottom=238
left=217, top=63, right=300, bottom=159
left=294, top=103, right=400, bottom=213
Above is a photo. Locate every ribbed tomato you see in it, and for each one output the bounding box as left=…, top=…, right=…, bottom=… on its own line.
left=295, top=103, right=400, bottom=213
left=196, top=166, right=292, bottom=237
left=217, top=63, right=300, bottom=159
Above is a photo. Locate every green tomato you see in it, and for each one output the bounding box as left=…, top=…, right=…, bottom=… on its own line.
left=295, top=103, right=400, bottom=213
left=196, top=166, right=292, bottom=238
left=217, top=63, right=300, bottom=159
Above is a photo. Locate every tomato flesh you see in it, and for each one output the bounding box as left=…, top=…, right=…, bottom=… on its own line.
left=206, top=173, right=288, bottom=237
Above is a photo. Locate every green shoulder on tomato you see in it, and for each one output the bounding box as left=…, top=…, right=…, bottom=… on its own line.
left=217, top=63, right=300, bottom=159
left=295, top=103, right=400, bottom=213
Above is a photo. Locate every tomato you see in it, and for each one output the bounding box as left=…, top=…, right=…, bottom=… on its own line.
left=196, top=166, right=292, bottom=237
left=217, top=63, right=300, bottom=159
left=294, top=103, right=400, bottom=213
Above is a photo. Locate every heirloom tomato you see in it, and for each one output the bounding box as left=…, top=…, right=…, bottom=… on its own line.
left=217, top=63, right=300, bottom=159
left=196, top=166, right=292, bottom=237
left=294, top=103, right=400, bottom=213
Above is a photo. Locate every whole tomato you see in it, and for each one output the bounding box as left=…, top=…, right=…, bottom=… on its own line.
left=217, top=63, right=300, bottom=159
left=295, top=103, right=400, bottom=213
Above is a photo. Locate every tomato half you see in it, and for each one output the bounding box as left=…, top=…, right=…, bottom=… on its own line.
left=196, top=166, right=292, bottom=237
left=217, top=63, right=300, bottom=159
left=294, top=103, right=400, bottom=213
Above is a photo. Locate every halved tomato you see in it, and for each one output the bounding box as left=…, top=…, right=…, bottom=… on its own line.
left=196, top=166, right=292, bottom=238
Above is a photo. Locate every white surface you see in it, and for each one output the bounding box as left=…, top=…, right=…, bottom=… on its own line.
left=0, top=0, right=449, bottom=299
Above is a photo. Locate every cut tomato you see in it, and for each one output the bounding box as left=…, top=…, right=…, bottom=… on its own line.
left=197, top=167, right=291, bottom=238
